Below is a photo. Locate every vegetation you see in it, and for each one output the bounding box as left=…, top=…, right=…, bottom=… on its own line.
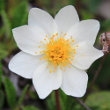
left=0, top=0, right=110, bottom=110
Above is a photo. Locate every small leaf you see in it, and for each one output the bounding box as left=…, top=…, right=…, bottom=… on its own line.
left=17, top=85, right=29, bottom=106
left=22, top=106, right=40, bottom=110
left=86, top=91, right=110, bottom=109
left=4, top=77, right=16, bottom=109
left=0, top=90, right=4, bottom=110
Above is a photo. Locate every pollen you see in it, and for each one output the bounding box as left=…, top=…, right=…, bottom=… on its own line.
left=35, top=32, right=78, bottom=73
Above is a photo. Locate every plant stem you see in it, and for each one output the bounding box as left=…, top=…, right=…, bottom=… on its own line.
left=75, top=98, right=92, bottom=110
left=55, top=90, right=61, bottom=110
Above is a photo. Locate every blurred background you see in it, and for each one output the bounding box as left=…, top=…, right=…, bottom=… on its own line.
left=0, top=0, right=110, bottom=110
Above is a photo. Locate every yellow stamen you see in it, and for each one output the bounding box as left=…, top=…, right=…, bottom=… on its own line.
left=36, top=33, right=78, bottom=73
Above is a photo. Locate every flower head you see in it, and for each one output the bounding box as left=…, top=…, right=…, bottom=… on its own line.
left=9, top=5, right=104, bottom=99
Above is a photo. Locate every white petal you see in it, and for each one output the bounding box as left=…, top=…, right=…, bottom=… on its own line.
left=55, top=5, right=79, bottom=33
left=28, top=8, right=57, bottom=36
left=32, top=63, right=62, bottom=99
left=9, top=51, right=43, bottom=79
left=67, top=19, right=100, bottom=45
left=72, top=42, right=104, bottom=70
left=61, top=66, right=88, bottom=97
left=12, top=25, right=46, bottom=55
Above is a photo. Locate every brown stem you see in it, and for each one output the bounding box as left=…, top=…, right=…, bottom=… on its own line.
left=55, top=90, right=61, bottom=110
left=75, top=98, right=92, bottom=110
left=84, top=53, right=107, bottom=101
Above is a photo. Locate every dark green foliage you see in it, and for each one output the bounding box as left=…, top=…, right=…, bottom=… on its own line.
left=22, top=106, right=40, bottom=110
left=1, top=10, right=12, bottom=38
left=39, top=0, right=72, bottom=16
left=46, top=90, right=77, bottom=110
left=0, top=26, right=5, bottom=36
left=101, top=20, right=110, bottom=31
left=17, top=85, right=29, bottom=106
left=46, top=92, right=56, bottom=110
left=28, top=90, right=38, bottom=100
left=86, top=91, right=110, bottom=110
left=12, top=1, right=28, bottom=28
left=0, top=0, right=5, bottom=13
left=0, top=63, right=2, bottom=88
left=0, top=90, right=4, bottom=110
left=4, top=77, right=16, bottom=109
left=0, top=42, right=11, bottom=60
left=88, top=0, right=101, bottom=13
left=0, top=0, right=110, bottom=110
left=82, top=0, right=101, bottom=14
left=95, top=55, right=110, bottom=86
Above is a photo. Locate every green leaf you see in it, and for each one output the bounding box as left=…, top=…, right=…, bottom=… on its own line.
left=0, top=90, right=4, bottom=110
left=28, top=90, right=38, bottom=100
left=1, top=10, right=12, bottom=38
left=12, top=1, right=28, bottom=28
left=4, top=77, right=16, bottom=109
left=0, top=26, right=5, bottom=36
left=0, top=62, right=2, bottom=88
left=17, top=85, right=29, bottom=106
left=0, top=42, right=9, bottom=60
left=59, top=90, right=67, bottom=110
left=22, top=106, right=40, bottom=110
left=46, top=92, right=56, bottom=110
left=86, top=91, right=110, bottom=110
left=46, top=90, right=75, bottom=110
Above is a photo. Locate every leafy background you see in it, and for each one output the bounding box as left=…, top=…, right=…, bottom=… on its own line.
left=0, top=0, right=110, bottom=110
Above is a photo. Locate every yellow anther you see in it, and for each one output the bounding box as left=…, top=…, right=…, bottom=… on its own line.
left=38, top=45, right=41, bottom=48
left=72, top=40, right=74, bottom=42
left=39, top=32, right=77, bottom=72
left=75, top=45, right=79, bottom=47
left=50, top=37, right=54, bottom=39
left=56, top=33, right=58, bottom=36
left=66, top=39, right=69, bottom=42
left=35, top=52, right=37, bottom=54
left=52, top=35, right=55, bottom=37
left=64, top=33, right=67, bottom=36
left=53, top=70, right=55, bottom=72
left=49, top=70, right=52, bottom=73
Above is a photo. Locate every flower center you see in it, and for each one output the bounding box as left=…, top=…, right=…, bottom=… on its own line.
left=35, top=33, right=78, bottom=73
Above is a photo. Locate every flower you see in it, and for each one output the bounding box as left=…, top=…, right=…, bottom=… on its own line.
left=9, top=5, right=104, bottom=99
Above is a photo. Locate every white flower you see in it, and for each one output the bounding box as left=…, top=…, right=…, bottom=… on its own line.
left=9, top=5, right=104, bottom=99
